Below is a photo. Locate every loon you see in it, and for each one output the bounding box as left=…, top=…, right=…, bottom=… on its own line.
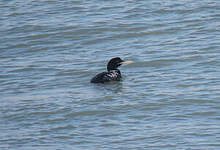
left=90, top=57, right=132, bottom=83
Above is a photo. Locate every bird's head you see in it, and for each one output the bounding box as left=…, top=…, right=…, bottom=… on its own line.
left=107, top=57, right=132, bottom=71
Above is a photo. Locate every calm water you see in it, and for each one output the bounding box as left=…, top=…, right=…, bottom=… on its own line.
left=1, top=0, right=220, bottom=149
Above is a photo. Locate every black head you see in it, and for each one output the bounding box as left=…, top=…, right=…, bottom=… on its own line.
left=107, top=57, right=124, bottom=71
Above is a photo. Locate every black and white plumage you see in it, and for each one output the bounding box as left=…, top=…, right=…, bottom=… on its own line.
left=90, top=57, right=131, bottom=83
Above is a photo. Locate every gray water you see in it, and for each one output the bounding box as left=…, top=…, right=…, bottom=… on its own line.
left=1, top=0, right=220, bottom=149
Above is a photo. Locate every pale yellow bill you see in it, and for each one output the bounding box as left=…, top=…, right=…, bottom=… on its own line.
left=121, top=60, right=133, bottom=64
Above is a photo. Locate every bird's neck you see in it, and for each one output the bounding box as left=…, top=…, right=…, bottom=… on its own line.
left=108, top=69, right=121, bottom=74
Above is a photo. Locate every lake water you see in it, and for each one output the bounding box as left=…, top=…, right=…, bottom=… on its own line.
left=0, top=0, right=220, bottom=149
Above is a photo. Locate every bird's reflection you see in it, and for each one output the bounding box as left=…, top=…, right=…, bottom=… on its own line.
left=92, top=81, right=123, bottom=95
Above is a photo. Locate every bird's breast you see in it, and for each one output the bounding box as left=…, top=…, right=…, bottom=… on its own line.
left=106, top=70, right=121, bottom=80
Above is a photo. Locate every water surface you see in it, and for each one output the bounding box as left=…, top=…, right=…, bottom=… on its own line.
left=0, top=0, right=220, bottom=149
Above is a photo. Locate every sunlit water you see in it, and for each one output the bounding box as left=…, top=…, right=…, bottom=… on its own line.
left=1, top=0, right=220, bottom=149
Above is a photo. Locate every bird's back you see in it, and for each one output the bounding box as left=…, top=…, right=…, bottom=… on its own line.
left=90, top=70, right=121, bottom=83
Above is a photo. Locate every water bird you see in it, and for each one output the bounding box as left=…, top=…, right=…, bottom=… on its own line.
left=91, top=57, right=132, bottom=83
